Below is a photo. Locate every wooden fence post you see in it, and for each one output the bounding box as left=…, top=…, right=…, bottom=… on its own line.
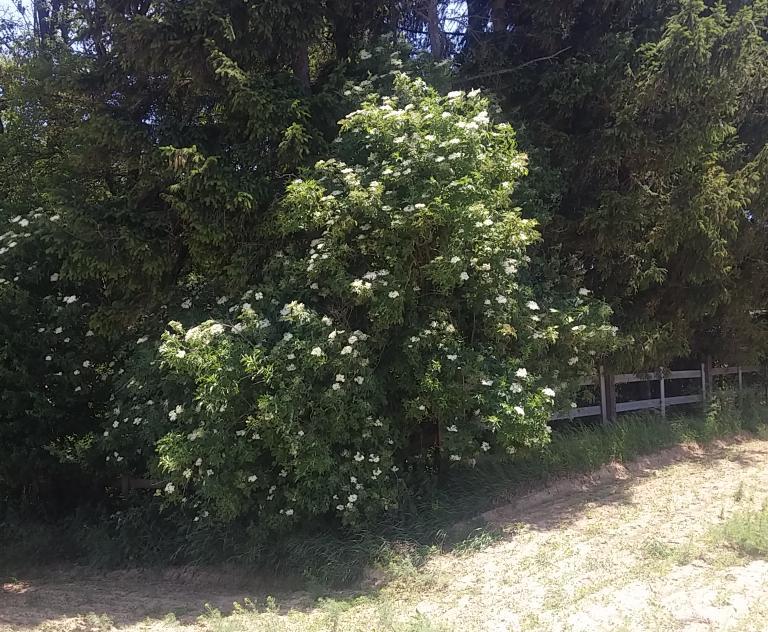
left=705, top=355, right=713, bottom=399
left=599, top=365, right=608, bottom=426
left=604, top=369, right=617, bottom=423
left=659, top=368, right=666, bottom=419
left=700, top=362, right=707, bottom=405
left=738, top=366, right=743, bottom=392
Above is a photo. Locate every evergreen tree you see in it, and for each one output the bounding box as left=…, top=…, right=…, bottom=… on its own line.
left=453, top=0, right=768, bottom=368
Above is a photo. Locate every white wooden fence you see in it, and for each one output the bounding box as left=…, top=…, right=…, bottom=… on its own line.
left=551, top=364, right=762, bottom=424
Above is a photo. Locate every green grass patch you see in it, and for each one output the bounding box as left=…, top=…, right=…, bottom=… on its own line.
left=2, top=389, right=767, bottom=587
left=713, top=503, right=768, bottom=558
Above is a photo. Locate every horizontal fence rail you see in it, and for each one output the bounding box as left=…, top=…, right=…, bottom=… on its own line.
left=551, top=363, right=762, bottom=423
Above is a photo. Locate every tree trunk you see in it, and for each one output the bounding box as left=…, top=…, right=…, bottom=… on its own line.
left=34, top=0, right=51, bottom=42
left=292, top=44, right=311, bottom=95
left=426, top=0, right=443, bottom=58
left=465, top=0, right=490, bottom=52
left=490, top=0, right=508, bottom=32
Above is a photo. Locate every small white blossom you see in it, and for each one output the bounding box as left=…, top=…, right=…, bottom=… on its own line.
left=526, top=301, right=540, bottom=310
left=515, top=368, right=528, bottom=378
left=481, top=441, right=490, bottom=452
left=388, top=290, right=400, bottom=299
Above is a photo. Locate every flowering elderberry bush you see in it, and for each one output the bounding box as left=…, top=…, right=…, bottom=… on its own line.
left=105, top=73, right=615, bottom=530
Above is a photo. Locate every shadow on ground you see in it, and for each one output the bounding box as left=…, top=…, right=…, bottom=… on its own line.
left=1, top=437, right=765, bottom=630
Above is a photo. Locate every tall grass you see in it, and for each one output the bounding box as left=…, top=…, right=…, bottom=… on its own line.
left=2, top=388, right=766, bottom=585
left=714, top=502, right=768, bottom=558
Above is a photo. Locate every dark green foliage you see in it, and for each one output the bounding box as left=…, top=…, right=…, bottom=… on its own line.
left=3, top=0, right=768, bottom=560
left=456, top=0, right=768, bottom=368
left=0, top=1, right=397, bottom=511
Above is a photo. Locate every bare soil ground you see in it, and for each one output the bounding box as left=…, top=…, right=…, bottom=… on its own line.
left=3, top=436, right=768, bottom=632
